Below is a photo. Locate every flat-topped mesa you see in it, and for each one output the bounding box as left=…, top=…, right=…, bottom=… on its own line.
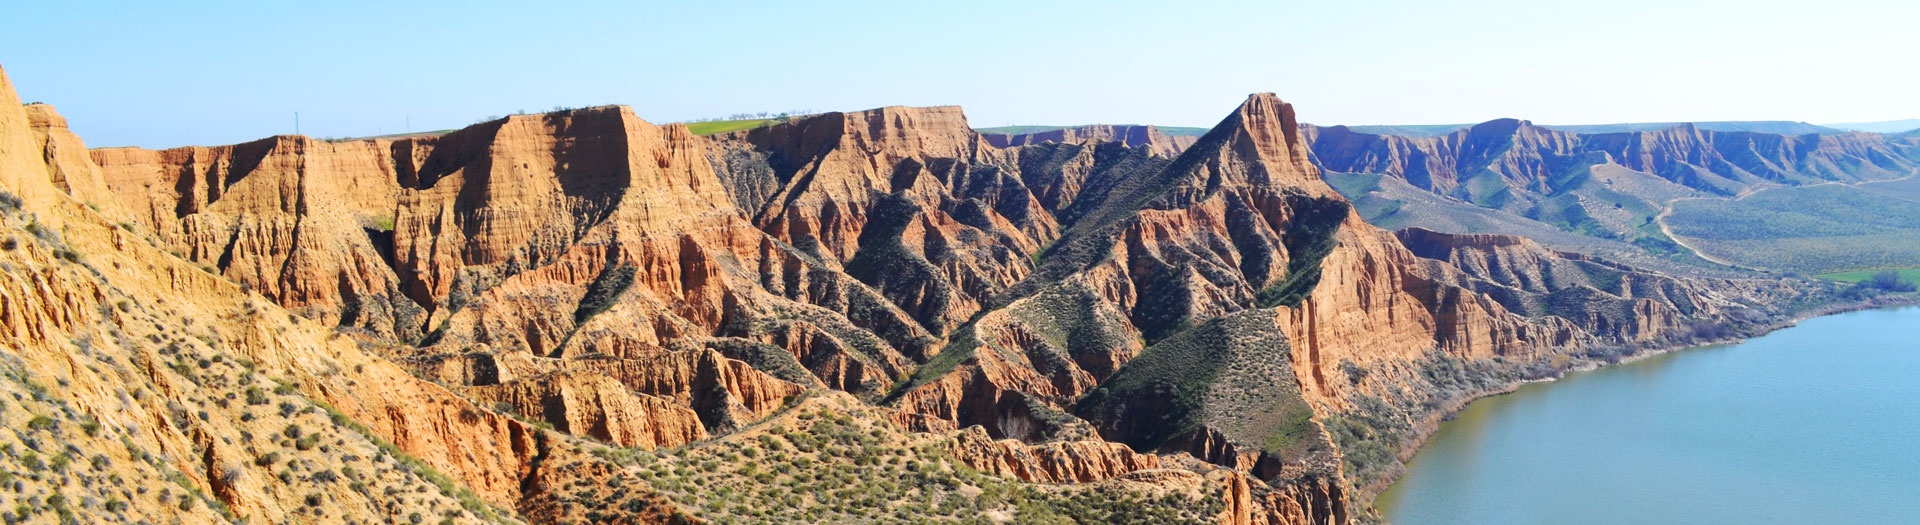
left=94, top=133, right=422, bottom=338
left=716, top=105, right=1036, bottom=258
left=981, top=124, right=1199, bottom=158
left=724, top=105, right=981, bottom=164
left=1308, top=116, right=1919, bottom=201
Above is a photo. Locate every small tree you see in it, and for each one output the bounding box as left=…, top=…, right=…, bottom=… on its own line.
left=1868, top=270, right=1917, bottom=292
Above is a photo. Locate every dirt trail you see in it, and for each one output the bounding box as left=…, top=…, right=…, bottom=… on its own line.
left=1654, top=169, right=1920, bottom=270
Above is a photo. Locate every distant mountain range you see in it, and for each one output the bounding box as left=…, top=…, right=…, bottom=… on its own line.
left=983, top=119, right=1920, bottom=139
left=1823, top=118, right=1920, bottom=134
left=973, top=124, right=1209, bottom=136
left=985, top=118, right=1920, bottom=273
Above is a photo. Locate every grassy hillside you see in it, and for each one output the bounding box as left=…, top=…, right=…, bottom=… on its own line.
left=599, top=394, right=1223, bottom=524
left=1665, top=184, right=1920, bottom=273
left=1075, top=310, right=1325, bottom=459
left=1326, top=172, right=1718, bottom=274
left=1818, top=267, right=1920, bottom=283
left=686, top=118, right=775, bottom=135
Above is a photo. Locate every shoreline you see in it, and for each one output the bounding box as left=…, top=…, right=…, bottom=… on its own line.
left=1361, top=294, right=1920, bottom=508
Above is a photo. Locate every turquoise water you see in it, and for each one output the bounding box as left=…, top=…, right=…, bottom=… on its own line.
left=1378, top=306, right=1920, bottom=524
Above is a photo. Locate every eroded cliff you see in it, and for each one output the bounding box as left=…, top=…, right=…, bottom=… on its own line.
left=7, top=59, right=1837, bottom=524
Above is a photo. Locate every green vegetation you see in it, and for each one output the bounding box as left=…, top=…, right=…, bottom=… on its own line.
left=1076, top=310, right=1323, bottom=458
left=1820, top=267, right=1920, bottom=285
left=573, top=265, right=636, bottom=324
left=1832, top=269, right=1919, bottom=299
left=602, top=402, right=1223, bottom=524
left=1256, top=198, right=1348, bottom=308
left=1665, top=184, right=1920, bottom=273
left=304, top=398, right=512, bottom=521
left=685, top=119, right=775, bottom=135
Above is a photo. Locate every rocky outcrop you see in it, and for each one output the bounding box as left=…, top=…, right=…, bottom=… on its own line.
left=91, top=104, right=928, bottom=447
left=468, top=371, right=709, bottom=449
left=0, top=64, right=683, bottom=523
left=716, top=106, right=1057, bottom=336
left=92, top=136, right=421, bottom=339
left=982, top=124, right=1200, bottom=158
left=1396, top=227, right=1797, bottom=345
left=36, top=52, right=1833, bottom=524
left=949, top=426, right=1160, bottom=483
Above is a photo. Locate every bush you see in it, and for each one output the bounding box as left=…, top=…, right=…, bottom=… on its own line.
left=1866, top=270, right=1917, bottom=292
left=574, top=265, right=637, bottom=324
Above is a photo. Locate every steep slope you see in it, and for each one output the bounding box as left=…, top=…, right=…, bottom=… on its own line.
left=16, top=60, right=1279, bottom=525
left=889, top=95, right=1827, bottom=521
left=0, top=65, right=685, bottom=524
left=713, top=106, right=1064, bottom=338
left=50, top=59, right=1845, bottom=524
left=93, top=106, right=927, bottom=445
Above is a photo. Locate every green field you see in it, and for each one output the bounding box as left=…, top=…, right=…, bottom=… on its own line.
left=1816, top=267, right=1920, bottom=283
left=1663, top=183, right=1920, bottom=273
left=685, top=118, right=774, bottom=135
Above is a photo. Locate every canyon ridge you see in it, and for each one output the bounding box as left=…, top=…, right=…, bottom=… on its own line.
left=0, top=61, right=1869, bottom=524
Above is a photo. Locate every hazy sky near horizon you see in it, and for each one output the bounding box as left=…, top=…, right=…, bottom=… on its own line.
left=2, top=0, right=1915, bottom=148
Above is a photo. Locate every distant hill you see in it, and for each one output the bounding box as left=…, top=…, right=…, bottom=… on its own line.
left=974, top=124, right=1209, bottom=136
left=1304, top=117, right=1920, bottom=274
left=1823, top=119, right=1920, bottom=134
left=1539, top=121, right=1847, bottom=135
left=1306, top=121, right=1852, bottom=137
left=1321, top=124, right=1472, bottom=137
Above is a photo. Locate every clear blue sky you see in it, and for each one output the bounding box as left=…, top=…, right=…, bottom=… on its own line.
left=3, top=0, right=1915, bottom=148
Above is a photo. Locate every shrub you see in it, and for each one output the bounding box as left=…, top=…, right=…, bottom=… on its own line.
left=573, top=265, right=636, bottom=324
left=1867, top=270, right=1917, bottom=292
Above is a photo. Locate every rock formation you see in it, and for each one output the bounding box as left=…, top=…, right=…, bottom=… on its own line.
left=982, top=124, right=1200, bottom=158
left=0, top=57, right=1838, bottom=524
left=0, top=64, right=681, bottom=524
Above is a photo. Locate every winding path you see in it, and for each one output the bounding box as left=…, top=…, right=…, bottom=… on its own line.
left=1652, top=170, right=1920, bottom=271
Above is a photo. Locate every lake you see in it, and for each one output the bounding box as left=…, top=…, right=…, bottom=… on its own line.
left=1377, top=306, right=1920, bottom=524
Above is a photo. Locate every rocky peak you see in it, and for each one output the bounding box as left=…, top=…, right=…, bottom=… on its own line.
left=1229, top=93, right=1315, bottom=181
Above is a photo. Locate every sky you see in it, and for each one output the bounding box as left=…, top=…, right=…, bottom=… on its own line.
left=2, top=0, right=1916, bottom=148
